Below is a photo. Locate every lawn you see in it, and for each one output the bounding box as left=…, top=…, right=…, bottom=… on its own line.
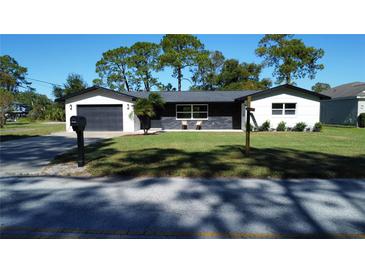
left=53, top=126, right=365, bottom=178
left=0, top=120, right=65, bottom=142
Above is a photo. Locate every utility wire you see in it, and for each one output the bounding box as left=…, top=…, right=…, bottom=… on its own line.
left=25, top=77, right=62, bottom=87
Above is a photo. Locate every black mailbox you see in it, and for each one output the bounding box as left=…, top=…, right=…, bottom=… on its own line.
left=70, top=115, right=87, bottom=167
left=70, top=116, right=87, bottom=132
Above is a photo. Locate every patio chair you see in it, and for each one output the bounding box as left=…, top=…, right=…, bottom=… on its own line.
left=181, top=120, right=188, bottom=130
left=196, top=120, right=202, bottom=130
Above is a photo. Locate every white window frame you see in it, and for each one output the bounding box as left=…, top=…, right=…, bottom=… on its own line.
left=272, top=103, right=296, bottom=116
left=176, top=104, right=209, bottom=120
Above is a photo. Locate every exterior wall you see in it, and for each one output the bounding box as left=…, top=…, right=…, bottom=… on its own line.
left=320, top=98, right=358, bottom=126
left=250, top=89, right=321, bottom=129
left=358, top=98, right=365, bottom=117
left=65, top=90, right=138, bottom=132
left=156, top=102, right=241, bottom=130
left=160, top=116, right=233, bottom=129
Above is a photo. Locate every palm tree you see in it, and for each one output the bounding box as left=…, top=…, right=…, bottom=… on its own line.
left=133, top=93, right=164, bottom=134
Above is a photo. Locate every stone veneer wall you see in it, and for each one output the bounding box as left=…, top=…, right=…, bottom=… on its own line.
left=160, top=116, right=233, bottom=129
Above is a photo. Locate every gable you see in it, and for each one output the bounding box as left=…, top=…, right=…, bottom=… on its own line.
left=65, top=88, right=135, bottom=104
left=235, top=84, right=330, bottom=102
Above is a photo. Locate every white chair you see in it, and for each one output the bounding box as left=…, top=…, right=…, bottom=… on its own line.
left=196, top=121, right=202, bottom=130
left=181, top=120, right=188, bottom=130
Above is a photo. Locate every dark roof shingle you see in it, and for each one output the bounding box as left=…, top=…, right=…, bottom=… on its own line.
left=58, top=84, right=330, bottom=103
left=131, top=90, right=259, bottom=102
left=321, top=82, right=365, bottom=99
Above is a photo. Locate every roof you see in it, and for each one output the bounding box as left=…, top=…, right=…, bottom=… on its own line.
left=321, top=82, right=365, bottom=99
left=131, top=90, right=258, bottom=102
left=57, top=84, right=330, bottom=103
left=55, top=86, right=138, bottom=102
left=235, top=84, right=331, bottom=101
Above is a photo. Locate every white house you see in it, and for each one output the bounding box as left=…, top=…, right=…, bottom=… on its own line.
left=59, top=84, right=329, bottom=132
left=236, top=85, right=329, bottom=130
left=320, top=82, right=365, bottom=126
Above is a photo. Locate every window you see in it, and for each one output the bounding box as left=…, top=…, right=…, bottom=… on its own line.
left=176, top=104, right=208, bottom=120
left=272, top=103, right=296, bottom=115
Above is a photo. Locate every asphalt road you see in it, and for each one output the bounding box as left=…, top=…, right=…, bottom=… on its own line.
left=1, top=176, right=364, bottom=238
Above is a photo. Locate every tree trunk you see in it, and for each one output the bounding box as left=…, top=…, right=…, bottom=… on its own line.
left=144, top=76, right=150, bottom=92
left=177, top=66, right=182, bottom=92
left=285, top=74, right=291, bottom=84
left=121, top=66, right=130, bottom=92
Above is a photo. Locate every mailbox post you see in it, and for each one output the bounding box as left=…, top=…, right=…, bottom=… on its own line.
left=245, top=96, right=255, bottom=154
left=70, top=116, right=87, bottom=167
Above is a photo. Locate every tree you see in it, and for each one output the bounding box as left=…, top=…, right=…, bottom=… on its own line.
left=216, top=59, right=272, bottom=90
left=256, top=34, right=324, bottom=84
left=160, top=34, right=206, bottom=91
left=51, top=73, right=87, bottom=121
left=95, top=47, right=134, bottom=92
left=128, top=42, right=161, bottom=91
left=52, top=73, right=88, bottom=100
left=159, top=83, right=176, bottom=91
left=312, top=82, right=331, bottom=92
left=15, top=90, right=51, bottom=108
left=0, top=88, right=14, bottom=127
left=0, top=55, right=32, bottom=92
left=132, top=93, right=164, bottom=134
left=191, top=50, right=225, bottom=90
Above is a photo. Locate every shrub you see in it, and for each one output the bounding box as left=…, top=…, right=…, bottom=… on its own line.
left=259, top=120, right=270, bottom=131
left=45, top=104, right=65, bottom=121
left=277, top=121, right=286, bottom=131
left=293, top=122, right=307, bottom=132
left=28, top=104, right=47, bottom=121
left=246, top=124, right=256, bottom=131
left=358, top=113, right=365, bottom=128
left=313, top=122, right=322, bottom=132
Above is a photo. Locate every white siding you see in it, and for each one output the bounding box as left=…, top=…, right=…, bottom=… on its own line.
left=320, top=98, right=358, bottom=126
left=358, top=98, right=365, bottom=117
left=250, top=89, right=320, bottom=129
left=65, top=90, right=139, bottom=132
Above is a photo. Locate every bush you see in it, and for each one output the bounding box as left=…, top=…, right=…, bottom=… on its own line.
left=259, top=120, right=270, bottom=131
left=246, top=123, right=256, bottom=131
left=313, top=122, right=322, bottom=132
left=45, top=104, right=65, bottom=121
left=293, top=122, right=307, bottom=132
left=358, top=113, right=365, bottom=128
left=276, top=121, right=286, bottom=131
left=28, top=104, right=47, bottom=121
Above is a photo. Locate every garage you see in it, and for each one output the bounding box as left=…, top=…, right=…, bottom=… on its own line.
left=77, top=105, right=123, bottom=131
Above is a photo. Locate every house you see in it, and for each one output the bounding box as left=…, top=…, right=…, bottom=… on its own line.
left=6, top=102, right=29, bottom=121
left=59, top=84, right=330, bottom=132
left=320, top=82, right=365, bottom=126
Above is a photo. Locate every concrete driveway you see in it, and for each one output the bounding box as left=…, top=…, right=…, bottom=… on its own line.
left=1, top=176, right=364, bottom=238
left=0, top=132, right=120, bottom=176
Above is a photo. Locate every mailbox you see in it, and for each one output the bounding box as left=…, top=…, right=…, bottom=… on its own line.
left=70, top=116, right=87, bottom=167
left=70, top=116, right=87, bottom=132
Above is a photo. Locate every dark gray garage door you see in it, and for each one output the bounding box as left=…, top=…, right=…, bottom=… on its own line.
left=77, top=105, right=123, bottom=131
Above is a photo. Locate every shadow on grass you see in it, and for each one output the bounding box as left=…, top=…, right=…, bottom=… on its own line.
left=52, top=138, right=118, bottom=164
left=54, top=139, right=365, bottom=178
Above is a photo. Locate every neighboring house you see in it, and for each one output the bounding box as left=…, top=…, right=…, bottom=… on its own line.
left=58, top=84, right=329, bottom=132
left=320, top=82, right=365, bottom=126
left=6, top=102, right=29, bottom=120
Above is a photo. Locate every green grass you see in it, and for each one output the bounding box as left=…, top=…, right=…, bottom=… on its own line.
left=0, top=120, right=65, bottom=142
left=53, top=126, right=365, bottom=178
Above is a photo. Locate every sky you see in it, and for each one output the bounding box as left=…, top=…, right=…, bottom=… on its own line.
left=1, top=34, right=364, bottom=99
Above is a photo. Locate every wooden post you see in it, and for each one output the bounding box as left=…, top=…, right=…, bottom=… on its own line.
left=245, top=96, right=252, bottom=154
